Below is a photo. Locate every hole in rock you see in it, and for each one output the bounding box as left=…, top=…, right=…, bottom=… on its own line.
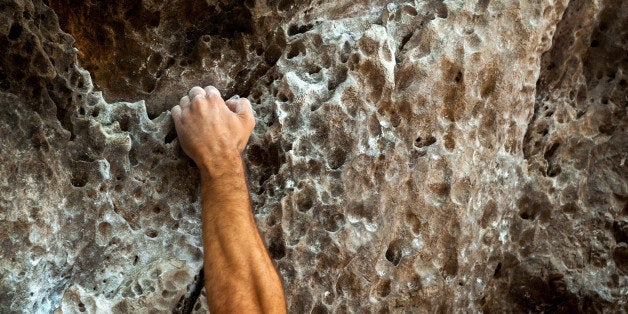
left=98, top=222, right=113, bottom=240
left=287, top=23, right=313, bottom=36
left=443, top=254, right=459, bottom=276
left=295, top=187, right=315, bottom=212
left=8, top=23, right=22, bottom=40
left=145, top=229, right=158, bottom=238
left=327, top=147, right=348, bottom=170
left=493, top=262, right=502, bottom=277
left=543, top=142, right=560, bottom=161
left=454, top=71, right=462, bottom=83
left=128, top=148, right=139, bottom=166
left=436, top=3, right=448, bottom=18
left=414, top=135, right=436, bottom=148
left=286, top=45, right=303, bottom=59
left=376, top=279, right=391, bottom=297
left=547, top=164, right=561, bottom=177
left=118, top=115, right=130, bottom=132
left=598, top=120, right=617, bottom=135
left=70, top=171, right=88, bottom=188
left=322, top=212, right=344, bottom=232
left=268, top=230, right=286, bottom=260
left=278, top=91, right=290, bottom=102
left=611, top=221, right=627, bottom=244
left=385, top=240, right=402, bottom=266
left=164, top=127, right=177, bottom=144
left=308, top=65, right=322, bottom=75
left=264, top=44, right=283, bottom=65
left=162, top=289, right=176, bottom=298
left=134, top=283, right=143, bottom=295
left=398, top=32, right=413, bottom=52
left=250, top=142, right=283, bottom=193
left=132, top=188, right=143, bottom=199
left=327, top=67, right=348, bottom=91
left=246, top=145, right=264, bottom=166
left=539, top=128, right=548, bottom=136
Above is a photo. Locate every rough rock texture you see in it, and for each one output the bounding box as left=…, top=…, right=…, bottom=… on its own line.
left=0, top=0, right=625, bottom=312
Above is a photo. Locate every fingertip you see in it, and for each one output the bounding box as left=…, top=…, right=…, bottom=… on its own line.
left=240, top=98, right=254, bottom=116
left=204, top=85, right=221, bottom=99
left=225, top=99, right=238, bottom=113
left=179, top=96, right=190, bottom=107
left=172, top=105, right=181, bottom=115
left=239, top=97, right=251, bottom=105
left=238, top=98, right=256, bottom=128
left=189, top=86, right=206, bottom=99
left=171, top=106, right=182, bottom=128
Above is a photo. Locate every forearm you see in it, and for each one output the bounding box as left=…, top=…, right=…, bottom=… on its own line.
left=199, top=158, right=286, bottom=313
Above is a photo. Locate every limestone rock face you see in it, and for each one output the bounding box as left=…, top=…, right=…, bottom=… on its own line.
left=0, top=0, right=625, bottom=312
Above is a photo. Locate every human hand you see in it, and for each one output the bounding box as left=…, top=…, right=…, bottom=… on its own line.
left=171, top=86, right=255, bottom=177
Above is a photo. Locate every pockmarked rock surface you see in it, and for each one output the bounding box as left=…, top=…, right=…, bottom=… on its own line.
left=0, top=0, right=625, bottom=312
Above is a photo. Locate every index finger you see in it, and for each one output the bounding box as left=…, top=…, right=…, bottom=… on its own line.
left=236, top=98, right=255, bottom=127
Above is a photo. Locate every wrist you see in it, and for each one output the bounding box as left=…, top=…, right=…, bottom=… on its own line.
left=197, top=151, right=244, bottom=181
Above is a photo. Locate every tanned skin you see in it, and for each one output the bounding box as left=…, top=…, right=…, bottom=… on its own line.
left=171, top=86, right=286, bottom=313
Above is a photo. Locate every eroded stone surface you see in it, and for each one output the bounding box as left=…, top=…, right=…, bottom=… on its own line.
left=0, top=0, right=625, bottom=312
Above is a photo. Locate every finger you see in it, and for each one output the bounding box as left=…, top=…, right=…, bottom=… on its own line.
left=191, top=93, right=207, bottom=108
left=188, top=86, right=206, bottom=100
left=204, top=85, right=222, bottom=102
left=236, top=98, right=254, bottom=116
left=179, top=96, right=191, bottom=110
left=236, top=98, right=255, bottom=127
left=171, top=105, right=182, bottom=121
left=171, top=105, right=183, bottom=139
left=225, top=99, right=238, bottom=113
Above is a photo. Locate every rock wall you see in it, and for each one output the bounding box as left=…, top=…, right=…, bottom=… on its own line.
left=0, top=0, right=625, bottom=312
